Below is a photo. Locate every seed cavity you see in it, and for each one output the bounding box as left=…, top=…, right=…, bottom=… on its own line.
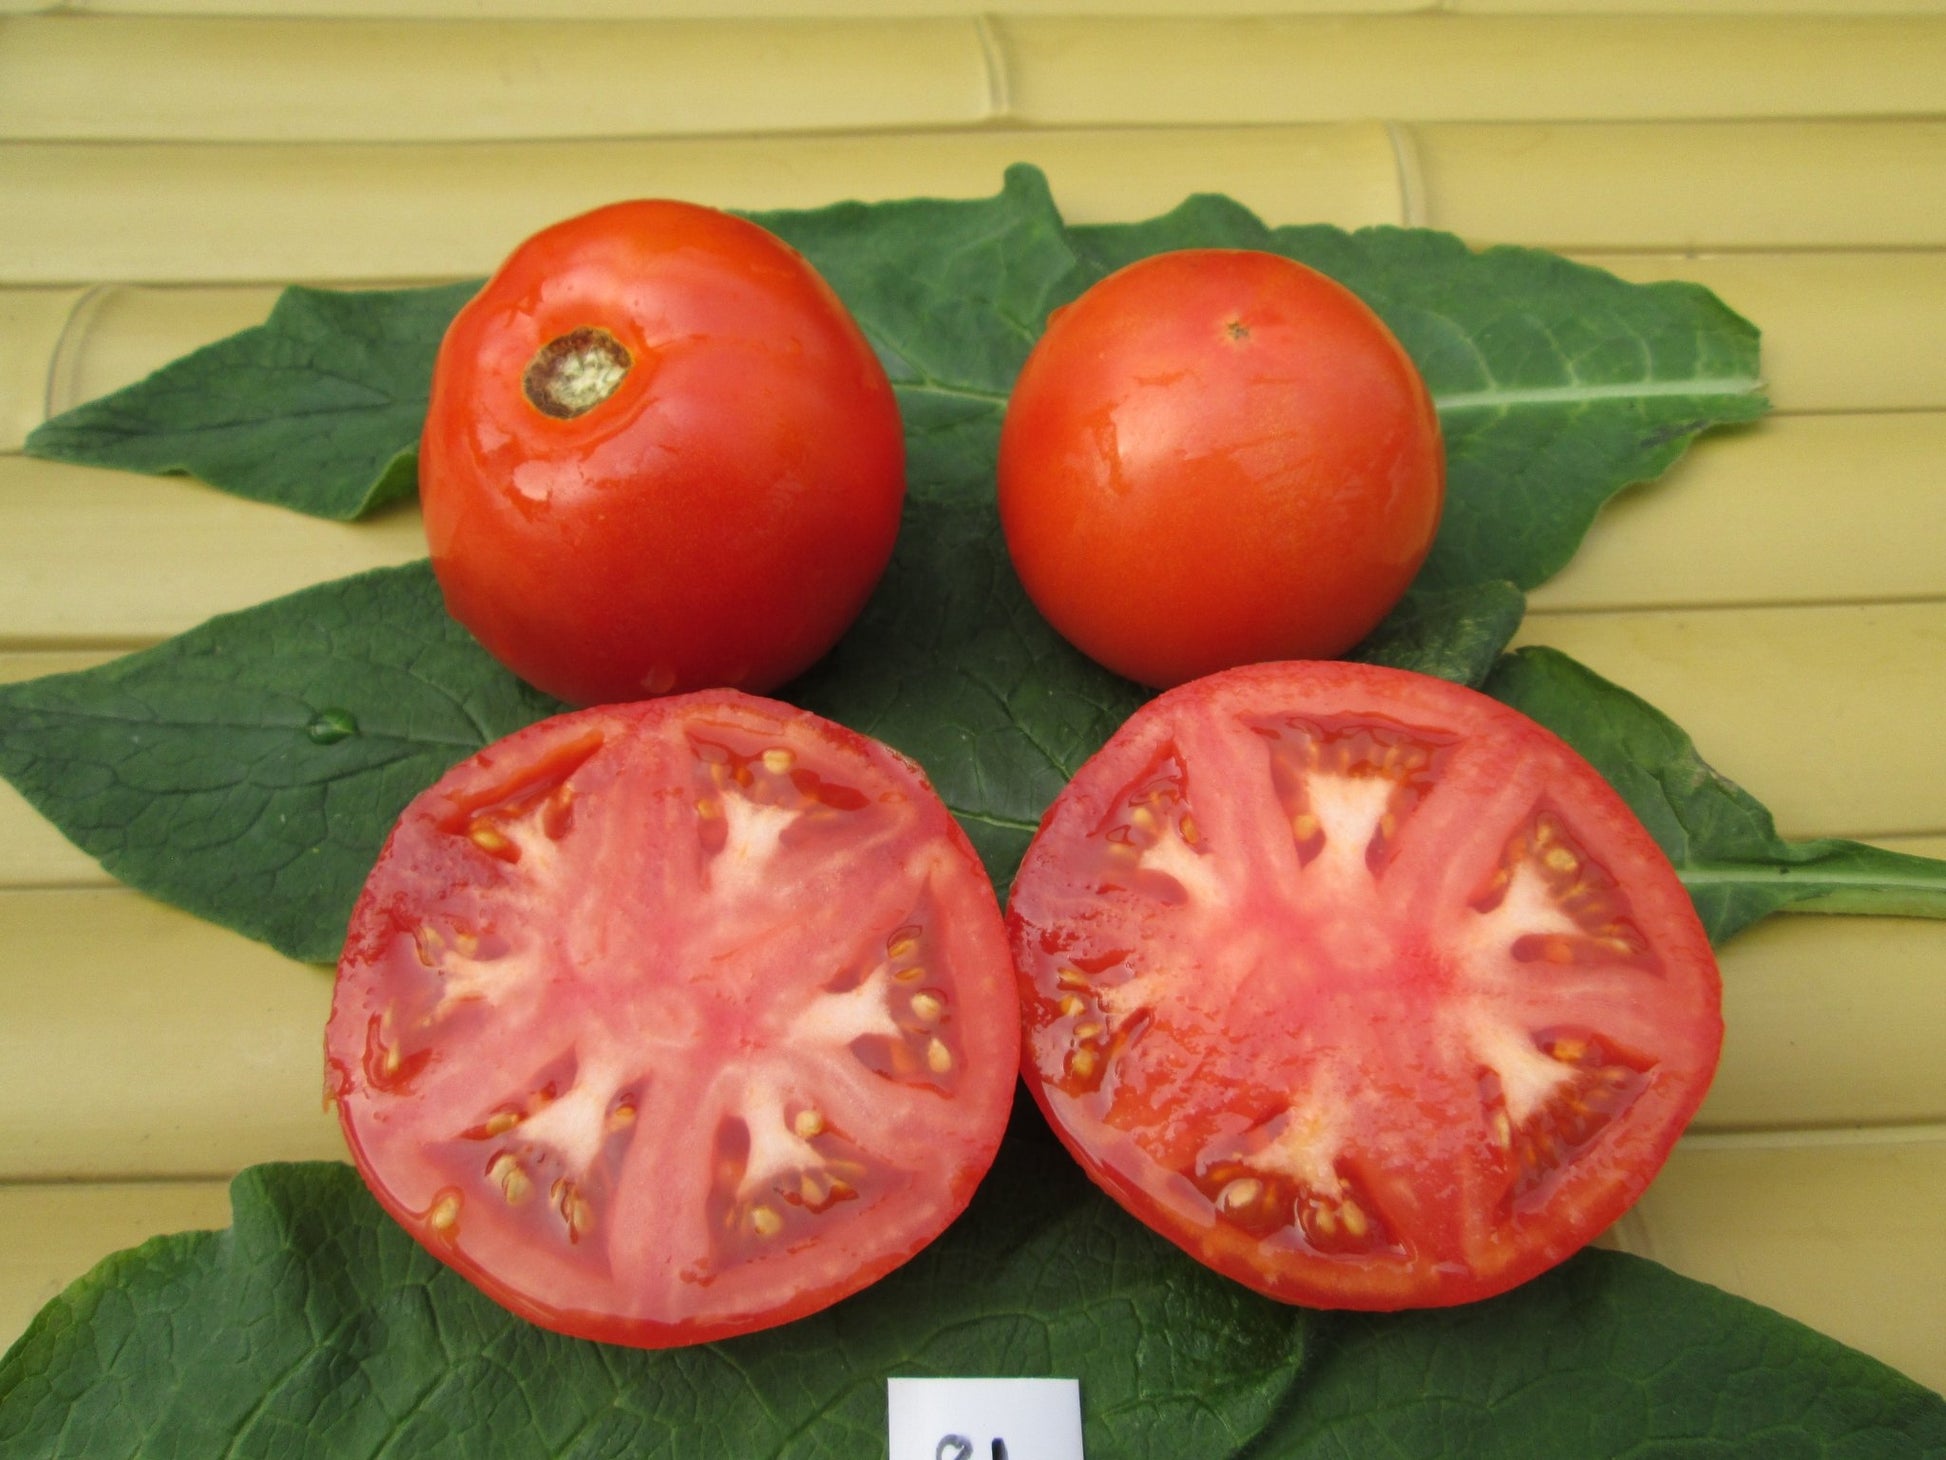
left=524, top=327, right=631, bottom=419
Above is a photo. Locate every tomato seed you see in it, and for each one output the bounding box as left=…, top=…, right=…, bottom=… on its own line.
left=793, top=1108, right=826, bottom=1139
left=761, top=748, right=794, bottom=774
left=428, top=1189, right=462, bottom=1234
left=910, top=992, right=944, bottom=1023
left=926, top=1039, right=953, bottom=1074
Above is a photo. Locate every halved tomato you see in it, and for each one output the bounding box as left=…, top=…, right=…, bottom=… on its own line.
left=326, top=692, right=1019, bottom=1347
left=1007, top=661, right=1722, bottom=1310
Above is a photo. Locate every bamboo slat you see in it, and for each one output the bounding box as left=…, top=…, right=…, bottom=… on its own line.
left=1412, top=121, right=1946, bottom=248
left=3, top=0, right=1430, bottom=15
left=11, top=0, right=1946, bottom=15
left=0, top=17, right=995, bottom=143
left=1512, top=602, right=1946, bottom=842
left=0, top=457, right=426, bottom=648
left=1000, top=15, right=1946, bottom=125
left=7, top=15, right=1942, bottom=140
left=0, top=889, right=346, bottom=1181
left=0, top=128, right=1407, bottom=286
left=0, top=1179, right=233, bottom=1352
left=1707, top=911, right=1946, bottom=1131
left=1525, top=414, right=1946, bottom=612
left=1609, top=1134, right=1946, bottom=1394
left=1581, top=252, right=1946, bottom=416
left=0, top=286, right=80, bottom=448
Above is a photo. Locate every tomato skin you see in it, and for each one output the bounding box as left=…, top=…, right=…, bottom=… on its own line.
left=1008, top=661, right=1721, bottom=1311
left=326, top=692, right=1018, bottom=1348
left=420, top=201, right=905, bottom=707
left=998, top=249, right=1444, bottom=689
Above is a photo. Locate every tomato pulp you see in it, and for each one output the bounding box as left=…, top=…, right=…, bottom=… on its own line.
left=1008, top=662, right=1722, bottom=1310
left=998, top=248, right=1444, bottom=689
left=326, top=693, right=1019, bottom=1347
left=420, top=200, right=905, bottom=706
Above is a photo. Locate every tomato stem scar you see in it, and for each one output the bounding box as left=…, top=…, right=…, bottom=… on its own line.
left=524, top=327, right=631, bottom=418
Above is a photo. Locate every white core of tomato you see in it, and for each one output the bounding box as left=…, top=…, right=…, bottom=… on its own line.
left=736, top=1080, right=832, bottom=1199
left=515, top=1043, right=631, bottom=1174
left=1304, top=771, right=1393, bottom=877
left=1137, top=827, right=1225, bottom=907
left=711, top=795, right=800, bottom=901
left=1462, top=1010, right=1574, bottom=1125
left=1239, top=1076, right=1352, bottom=1199
left=431, top=939, right=538, bottom=1014
left=790, top=961, right=903, bottom=1048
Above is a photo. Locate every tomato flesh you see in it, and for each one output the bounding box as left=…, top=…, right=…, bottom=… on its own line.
left=1008, top=661, right=1721, bottom=1310
left=327, top=693, right=1018, bottom=1347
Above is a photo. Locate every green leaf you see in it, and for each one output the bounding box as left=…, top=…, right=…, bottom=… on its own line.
left=9, top=1152, right=1943, bottom=1456
left=1347, top=580, right=1527, bottom=689
left=0, top=1112, right=1307, bottom=1459
left=1485, top=647, right=1946, bottom=942
left=757, top=166, right=1146, bottom=889
left=0, top=562, right=560, bottom=963
left=1254, top=1249, right=1946, bottom=1457
left=1069, top=196, right=1769, bottom=594
left=24, top=281, right=478, bottom=521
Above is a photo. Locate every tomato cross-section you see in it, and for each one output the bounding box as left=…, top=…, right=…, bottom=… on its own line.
left=326, top=692, right=1019, bottom=1347
left=1007, top=661, right=1722, bottom=1310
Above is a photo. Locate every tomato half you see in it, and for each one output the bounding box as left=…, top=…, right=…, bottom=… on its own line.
left=420, top=200, right=905, bottom=706
left=998, top=249, right=1444, bottom=689
left=1008, top=661, right=1721, bottom=1310
left=326, top=692, right=1018, bottom=1347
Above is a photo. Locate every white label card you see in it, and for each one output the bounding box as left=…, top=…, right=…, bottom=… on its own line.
left=887, top=1377, right=1084, bottom=1460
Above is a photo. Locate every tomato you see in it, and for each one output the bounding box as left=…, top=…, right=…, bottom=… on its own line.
left=997, top=249, right=1444, bottom=689
left=1007, top=661, right=1721, bottom=1310
left=419, top=200, right=905, bottom=707
left=325, top=692, right=1018, bottom=1348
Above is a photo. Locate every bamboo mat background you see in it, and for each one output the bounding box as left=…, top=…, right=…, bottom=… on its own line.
left=1, top=0, right=1942, bottom=1399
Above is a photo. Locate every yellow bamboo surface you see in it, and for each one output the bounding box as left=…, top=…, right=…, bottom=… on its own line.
left=0, top=0, right=1941, bottom=1415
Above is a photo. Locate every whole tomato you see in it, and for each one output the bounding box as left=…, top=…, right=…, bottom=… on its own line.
left=420, top=200, right=905, bottom=706
left=998, top=249, right=1444, bottom=689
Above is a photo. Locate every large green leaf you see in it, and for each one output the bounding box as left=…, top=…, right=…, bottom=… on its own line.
left=25, top=282, right=477, bottom=520
left=1485, top=647, right=1946, bottom=942
left=0, top=563, right=560, bottom=963
left=0, top=1110, right=1307, bottom=1459
left=6, top=1146, right=1941, bottom=1456
left=1252, top=1248, right=1946, bottom=1457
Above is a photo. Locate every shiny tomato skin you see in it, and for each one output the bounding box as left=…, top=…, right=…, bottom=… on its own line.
left=420, top=200, right=905, bottom=707
left=998, top=249, right=1444, bottom=689
left=326, top=692, right=1018, bottom=1348
left=1008, top=661, right=1722, bottom=1311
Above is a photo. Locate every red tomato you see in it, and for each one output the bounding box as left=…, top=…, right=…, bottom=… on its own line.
left=998, top=249, right=1444, bottom=689
left=1008, top=661, right=1721, bottom=1310
left=325, top=692, right=1018, bottom=1347
left=420, top=200, right=905, bottom=707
